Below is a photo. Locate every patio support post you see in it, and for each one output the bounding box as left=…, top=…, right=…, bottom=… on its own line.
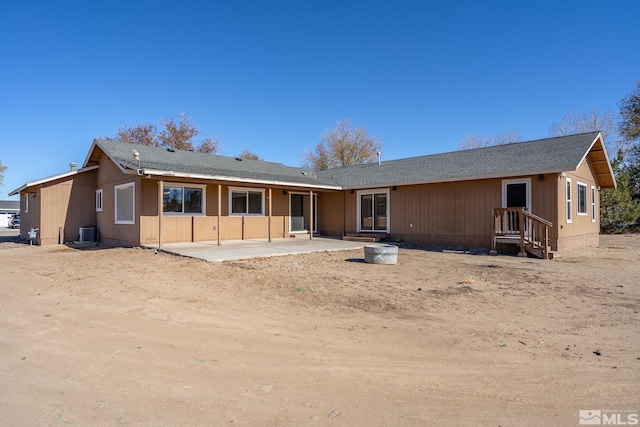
left=309, top=190, right=313, bottom=240
left=268, top=188, right=272, bottom=243
left=341, top=191, right=345, bottom=239
left=158, top=180, right=163, bottom=249
left=217, top=184, right=221, bottom=246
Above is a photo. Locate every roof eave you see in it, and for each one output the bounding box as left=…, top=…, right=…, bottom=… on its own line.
left=137, top=168, right=343, bottom=190
left=578, top=132, right=616, bottom=189
left=85, top=139, right=129, bottom=173
left=8, top=165, right=99, bottom=196
left=340, top=168, right=572, bottom=190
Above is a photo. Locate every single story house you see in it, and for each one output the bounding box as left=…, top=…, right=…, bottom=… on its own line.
left=0, top=200, right=20, bottom=227
left=10, top=131, right=615, bottom=257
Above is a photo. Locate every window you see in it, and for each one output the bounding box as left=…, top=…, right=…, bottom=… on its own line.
left=95, top=189, right=103, bottom=212
left=24, top=194, right=29, bottom=213
left=591, top=186, right=596, bottom=222
left=115, top=182, right=135, bottom=224
left=163, top=184, right=205, bottom=214
left=357, top=189, right=389, bottom=232
left=229, top=187, right=264, bottom=215
left=566, top=178, right=572, bottom=223
left=577, top=182, right=587, bottom=215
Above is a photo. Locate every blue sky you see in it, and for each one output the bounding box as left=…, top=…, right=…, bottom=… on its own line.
left=1, top=0, right=638, bottom=198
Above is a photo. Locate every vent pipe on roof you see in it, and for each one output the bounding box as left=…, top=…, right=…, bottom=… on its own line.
left=69, top=162, right=77, bottom=171
left=377, top=151, right=381, bottom=165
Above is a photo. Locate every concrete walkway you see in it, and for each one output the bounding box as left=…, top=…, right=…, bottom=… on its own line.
left=146, top=237, right=387, bottom=262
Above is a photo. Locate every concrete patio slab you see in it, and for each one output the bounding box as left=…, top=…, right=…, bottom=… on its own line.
left=145, top=237, right=388, bottom=262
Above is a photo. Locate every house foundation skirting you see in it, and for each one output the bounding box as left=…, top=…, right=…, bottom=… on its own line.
left=555, top=233, right=600, bottom=252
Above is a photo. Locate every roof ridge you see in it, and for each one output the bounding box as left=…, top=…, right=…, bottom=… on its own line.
left=94, top=138, right=313, bottom=171
left=316, top=131, right=601, bottom=172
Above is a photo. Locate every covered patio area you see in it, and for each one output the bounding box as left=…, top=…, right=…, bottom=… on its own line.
left=144, top=237, right=386, bottom=262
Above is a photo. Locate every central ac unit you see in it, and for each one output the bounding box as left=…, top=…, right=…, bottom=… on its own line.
left=79, top=227, right=95, bottom=242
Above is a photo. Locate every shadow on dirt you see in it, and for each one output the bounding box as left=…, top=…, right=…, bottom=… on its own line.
left=0, top=233, right=24, bottom=244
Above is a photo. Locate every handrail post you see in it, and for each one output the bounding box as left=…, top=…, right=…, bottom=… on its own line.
left=544, top=225, right=549, bottom=260
left=493, top=206, right=553, bottom=259
left=491, top=208, right=496, bottom=252
left=518, top=208, right=526, bottom=256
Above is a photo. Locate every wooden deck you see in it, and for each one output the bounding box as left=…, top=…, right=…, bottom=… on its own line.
left=491, top=207, right=553, bottom=259
left=343, top=233, right=389, bottom=243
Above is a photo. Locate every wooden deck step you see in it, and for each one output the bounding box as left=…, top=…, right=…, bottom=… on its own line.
left=494, top=237, right=554, bottom=259
left=525, top=243, right=554, bottom=260
left=343, top=233, right=389, bottom=243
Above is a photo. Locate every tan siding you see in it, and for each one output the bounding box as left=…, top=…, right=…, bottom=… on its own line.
left=318, top=191, right=343, bottom=237
left=193, top=216, right=219, bottom=241
left=356, top=170, right=586, bottom=251
left=381, top=177, right=560, bottom=248
left=271, top=191, right=288, bottom=238
left=530, top=174, right=559, bottom=248
left=140, top=179, right=158, bottom=216
left=20, top=190, right=41, bottom=242
left=343, top=192, right=357, bottom=234
left=96, top=154, right=141, bottom=246
left=137, top=182, right=297, bottom=244
left=220, top=216, right=243, bottom=239
left=40, top=182, right=72, bottom=243
left=140, top=216, right=158, bottom=245
left=556, top=159, right=600, bottom=251
left=244, top=217, right=269, bottom=239
left=24, top=170, right=97, bottom=245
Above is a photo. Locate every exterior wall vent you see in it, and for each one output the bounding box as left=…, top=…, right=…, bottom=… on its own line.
left=79, top=227, right=95, bottom=242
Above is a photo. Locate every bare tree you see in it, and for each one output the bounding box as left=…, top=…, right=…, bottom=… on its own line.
left=306, top=143, right=330, bottom=170
left=118, top=123, right=158, bottom=146
left=457, top=129, right=522, bottom=150
left=196, top=136, right=221, bottom=154
left=458, top=134, right=494, bottom=150
left=238, top=149, right=260, bottom=160
left=115, top=114, right=222, bottom=154
left=550, top=108, right=620, bottom=155
left=158, top=113, right=199, bottom=151
left=305, top=119, right=383, bottom=170
left=494, top=129, right=523, bottom=146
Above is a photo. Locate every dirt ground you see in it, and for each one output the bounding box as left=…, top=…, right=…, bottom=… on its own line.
left=0, top=233, right=638, bottom=426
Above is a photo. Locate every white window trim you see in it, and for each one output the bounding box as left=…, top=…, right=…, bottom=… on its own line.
left=501, top=178, right=532, bottom=211
left=162, top=182, right=206, bottom=216
left=95, top=189, right=103, bottom=212
left=24, top=194, right=29, bottom=213
left=577, top=181, right=588, bottom=216
left=591, top=185, right=596, bottom=222
left=115, top=182, right=135, bottom=225
left=566, top=178, right=572, bottom=224
left=288, top=192, right=318, bottom=233
left=229, top=187, right=265, bottom=216
left=356, top=188, right=390, bottom=233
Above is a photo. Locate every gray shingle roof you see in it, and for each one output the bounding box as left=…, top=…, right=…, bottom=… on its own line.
left=90, top=132, right=607, bottom=190
left=93, top=139, right=338, bottom=189
left=316, top=132, right=602, bottom=188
